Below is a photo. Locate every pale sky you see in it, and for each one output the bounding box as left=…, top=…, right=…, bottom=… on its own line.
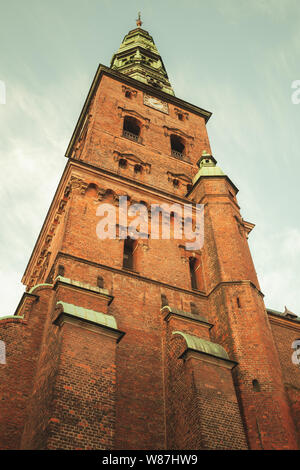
left=0, top=0, right=299, bottom=317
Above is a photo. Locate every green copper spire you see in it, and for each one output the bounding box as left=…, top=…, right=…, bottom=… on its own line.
left=193, top=151, right=225, bottom=185
left=110, top=15, right=175, bottom=96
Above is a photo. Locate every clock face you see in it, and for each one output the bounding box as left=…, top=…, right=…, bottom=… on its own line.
left=144, top=94, right=169, bottom=114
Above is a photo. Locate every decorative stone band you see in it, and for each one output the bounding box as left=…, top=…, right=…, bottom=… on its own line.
left=0, top=315, right=25, bottom=322
left=172, top=331, right=237, bottom=370
left=54, top=301, right=125, bottom=343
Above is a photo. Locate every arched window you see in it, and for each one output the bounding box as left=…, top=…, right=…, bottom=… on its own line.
left=170, top=134, right=185, bottom=159
left=123, top=116, right=141, bottom=142
left=86, top=183, right=98, bottom=198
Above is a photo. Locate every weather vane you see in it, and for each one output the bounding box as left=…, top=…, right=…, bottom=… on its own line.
left=136, top=12, right=142, bottom=28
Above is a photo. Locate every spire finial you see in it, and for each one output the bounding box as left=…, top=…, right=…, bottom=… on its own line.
left=136, top=12, right=142, bottom=28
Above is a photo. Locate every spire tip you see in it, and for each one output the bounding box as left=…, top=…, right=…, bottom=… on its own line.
left=136, top=12, right=142, bottom=28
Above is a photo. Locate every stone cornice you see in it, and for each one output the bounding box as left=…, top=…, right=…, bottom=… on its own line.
left=68, top=158, right=197, bottom=205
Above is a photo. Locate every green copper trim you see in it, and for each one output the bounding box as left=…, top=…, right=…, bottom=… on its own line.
left=56, top=301, right=118, bottom=330
left=29, top=283, right=53, bottom=294
left=172, top=331, right=229, bottom=360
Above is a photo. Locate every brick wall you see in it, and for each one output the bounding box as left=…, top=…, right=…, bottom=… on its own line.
left=270, top=316, right=300, bottom=446
left=0, top=292, right=49, bottom=449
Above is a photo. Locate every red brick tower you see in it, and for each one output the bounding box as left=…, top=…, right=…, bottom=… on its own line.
left=0, top=19, right=299, bottom=450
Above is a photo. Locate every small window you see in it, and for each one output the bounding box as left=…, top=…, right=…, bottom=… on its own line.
left=190, top=302, right=199, bottom=315
left=134, top=164, right=142, bottom=174
left=237, top=297, right=241, bottom=308
left=189, top=257, right=198, bottom=290
left=177, top=113, right=183, bottom=121
left=97, top=276, right=104, bottom=289
left=252, top=379, right=261, bottom=392
left=123, top=237, right=135, bottom=270
left=58, top=265, right=65, bottom=277
left=46, top=266, right=55, bottom=284
left=161, top=294, right=168, bottom=307
left=123, top=116, right=141, bottom=142
left=119, top=158, right=127, bottom=168
left=170, top=134, right=185, bottom=159
left=125, top=90, right=132, bottom=99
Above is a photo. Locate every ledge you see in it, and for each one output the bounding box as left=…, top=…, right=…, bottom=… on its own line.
left=54, top=301, right=125, bottom=342
left=53, top=276, right=114, bottom=305
left=173, top=331, right=230, bottom=360
left=180, top=349, right=238, bottom=370
left=162, top=306, right=213, bottom=329
left=29, top=283, right=53, bottom=294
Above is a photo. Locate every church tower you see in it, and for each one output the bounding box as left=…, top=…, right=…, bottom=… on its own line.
left=0, top=17, right=299, bottom=450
